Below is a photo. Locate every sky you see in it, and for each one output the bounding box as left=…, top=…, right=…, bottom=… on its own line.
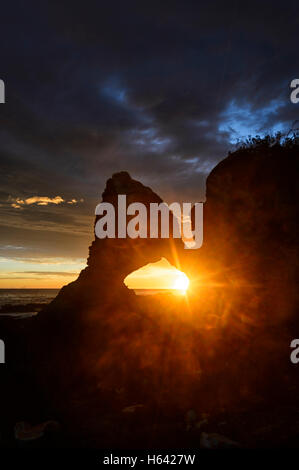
left=0, top=0, right=298, bottom=288
left=124, top=258, right=189, bottom=291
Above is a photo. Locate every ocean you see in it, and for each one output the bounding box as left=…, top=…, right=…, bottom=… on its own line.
left=0, top=289, right=59, bottom=318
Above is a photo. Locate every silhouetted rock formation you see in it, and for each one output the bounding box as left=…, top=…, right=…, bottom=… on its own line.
left=2, top=138, right=298, bottom=448
left=201, top=138, right=299, bottom=328
left=33, top=171, right=193, bottom=418
left=45, top=171, right=186, bottom=316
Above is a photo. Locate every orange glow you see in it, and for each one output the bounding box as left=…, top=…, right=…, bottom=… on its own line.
left=0, top=275, right=78, bottom=289
left=124, top=257, right=190, bottom=294
left=172, top=272, right=189, bottom=292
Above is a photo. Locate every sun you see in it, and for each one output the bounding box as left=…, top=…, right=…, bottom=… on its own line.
left=172, top=272, right=189, bottom=292
left=124, top=258, right=190, bottom=295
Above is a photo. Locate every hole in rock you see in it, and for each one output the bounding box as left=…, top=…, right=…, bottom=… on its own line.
left=124, top=257, right=189, bottom=296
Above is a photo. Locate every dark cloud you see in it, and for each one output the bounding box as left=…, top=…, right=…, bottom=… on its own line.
left=0, top=223, right=90, bottom=261
left=0, top=0, right=298, bottom=261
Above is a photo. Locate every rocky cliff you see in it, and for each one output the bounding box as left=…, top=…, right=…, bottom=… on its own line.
left=2, top=138, right=298, bottom=448
left=44, top=171, right=188, bottom=316
left=201, top=138, right=299, bottom=328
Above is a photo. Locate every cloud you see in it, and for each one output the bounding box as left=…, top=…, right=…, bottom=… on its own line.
left=0, top=245, right=25, bottom=251
left=10, top=195, right=84, bottom=209
left=11, top=196, right=64, bottom=207
left=23, top=196, right=64, bottom=205
left=219, top=99, right=287, bottom=143
left=0, top=0, right=298, bottom=270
